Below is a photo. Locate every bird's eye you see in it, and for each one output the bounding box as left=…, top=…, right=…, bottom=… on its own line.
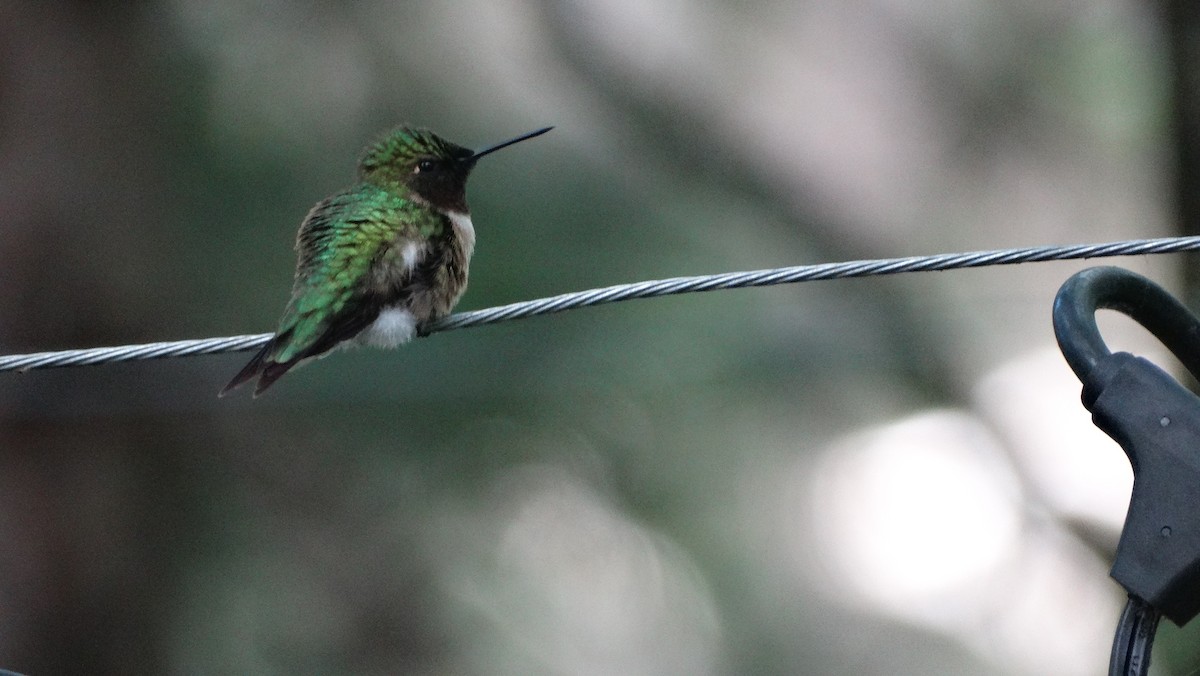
left=415, top=159, right=436, bottom=174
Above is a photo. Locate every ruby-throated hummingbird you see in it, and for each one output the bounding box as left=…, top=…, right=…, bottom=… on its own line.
left=221, top=125, right=552, bottom=396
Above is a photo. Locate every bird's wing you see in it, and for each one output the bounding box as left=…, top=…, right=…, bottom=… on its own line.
left=222, top=186, right=426, bottom=395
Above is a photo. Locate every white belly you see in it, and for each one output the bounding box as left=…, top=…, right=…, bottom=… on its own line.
left=359, top=307, right=417, bottom=348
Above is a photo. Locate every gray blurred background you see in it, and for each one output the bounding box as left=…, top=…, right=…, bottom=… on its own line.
left=2, top=1, right=1200, bottom=674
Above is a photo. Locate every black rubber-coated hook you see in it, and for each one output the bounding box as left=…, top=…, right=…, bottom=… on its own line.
left=1053, top=266, right=1200, bottom=675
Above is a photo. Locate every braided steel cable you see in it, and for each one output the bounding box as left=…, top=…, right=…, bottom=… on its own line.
left=2, top=235, right=1199, bottom=373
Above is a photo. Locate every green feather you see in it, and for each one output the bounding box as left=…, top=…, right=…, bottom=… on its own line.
left=270, top=185, right=436, bottom=364
left=222, top=124, right=549, bottom=396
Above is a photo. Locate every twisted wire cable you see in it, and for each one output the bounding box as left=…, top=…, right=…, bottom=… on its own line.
left=2, top=235, right=1199, bottom=373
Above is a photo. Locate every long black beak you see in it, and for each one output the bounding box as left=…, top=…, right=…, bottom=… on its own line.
left=470, top=126, right=553, bottom=162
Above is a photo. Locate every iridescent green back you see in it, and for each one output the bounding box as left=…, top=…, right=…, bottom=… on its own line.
left=270, top=184, right=443, bottom=364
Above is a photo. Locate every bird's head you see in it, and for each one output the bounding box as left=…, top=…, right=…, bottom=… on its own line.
left=359, top=126, right=552, bottom=213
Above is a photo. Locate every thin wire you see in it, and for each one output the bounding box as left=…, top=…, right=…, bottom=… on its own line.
left=2, top=235, right=1199, bottom=373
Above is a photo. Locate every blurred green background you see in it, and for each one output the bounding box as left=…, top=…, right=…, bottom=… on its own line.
left=3, top=1, right=1200, bottom=674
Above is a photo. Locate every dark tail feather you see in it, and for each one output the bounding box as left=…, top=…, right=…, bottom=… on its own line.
left=219, top=342, right=301, bottom=398
left=219, top=342, right=273, bottom=397
left=252, top=360, right=300, bottom=396
left=221, top=306, right=376, bottom=396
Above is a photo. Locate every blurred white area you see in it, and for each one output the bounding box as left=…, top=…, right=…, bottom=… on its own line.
left=801, top=340, right=1169, bottom=676
left=440, top=463, right=723, bottom=676
left=812, top=411, right=1023, bottom=617
left=974, top=348, right=1134, bottom=532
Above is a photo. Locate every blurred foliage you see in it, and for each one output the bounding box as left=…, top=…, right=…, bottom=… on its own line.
left=1, top=1, right=1198, bottom=675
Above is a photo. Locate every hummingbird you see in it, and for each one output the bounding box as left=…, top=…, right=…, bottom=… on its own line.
left=221, top=125, right=553, bottom=396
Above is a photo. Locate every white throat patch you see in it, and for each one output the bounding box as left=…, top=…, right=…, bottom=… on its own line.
left=448, top=211, right=476, bottom=260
